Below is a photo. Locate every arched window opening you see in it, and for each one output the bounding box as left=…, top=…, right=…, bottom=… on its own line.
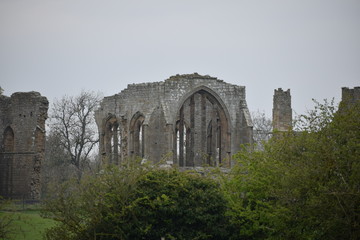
left=104, top=117, right=119, bottom=164
left=175, top=120, right=188, bottom=166
left=139, top=124, right=143, bottom=156
left=3, top=127, right=14, bottom=152
left=1, top=126, right=14, bottom=197
left=176, top=89, right=230, bottom=167
left=130, top=113, right=145, bottom=158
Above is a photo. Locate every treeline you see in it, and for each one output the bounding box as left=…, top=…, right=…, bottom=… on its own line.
left=40, top=98, right=360, bottom=240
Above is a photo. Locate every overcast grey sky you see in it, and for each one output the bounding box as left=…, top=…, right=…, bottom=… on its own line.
left=1, top=0, right=359, bottom=117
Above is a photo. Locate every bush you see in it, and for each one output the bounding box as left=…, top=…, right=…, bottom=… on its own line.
left=43, top=164, right=232, bottom=240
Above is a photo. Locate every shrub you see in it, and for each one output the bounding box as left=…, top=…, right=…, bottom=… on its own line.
left=43, top=164, right=232, bottom=240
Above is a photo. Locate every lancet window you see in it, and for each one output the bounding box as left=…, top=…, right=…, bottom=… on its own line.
left=130, top=113, right=145, bottom=158
left=104, top=116, right=119, bottom=164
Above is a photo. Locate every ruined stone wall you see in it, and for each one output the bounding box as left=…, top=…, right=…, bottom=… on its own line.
left=95, top=73, right=253, bottom=167
left=272, top=88, right=292, bottom=131
left=0, top=92, right=48, bottom=199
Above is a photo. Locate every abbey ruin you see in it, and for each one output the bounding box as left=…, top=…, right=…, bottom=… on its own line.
left=0, top=92, right=48, bottom=200
left=1, top=73, right=358, bottom=199
left=95, top=73, right=254, bottom=168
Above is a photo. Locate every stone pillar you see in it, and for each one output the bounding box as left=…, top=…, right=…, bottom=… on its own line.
left=120, top=117, right=128, bottom=162
left=113, top=123, right=119, bottom=164
left=200, top=93, right=206, bottom=164
left=179, top=106, right=184, bottom=167
left=188, top=95, right=195, bottom=167
left=105, top=123, right=112, bottom=164
left=165, top=124, right=173, bottom=164
left=211, top=106, right=217, bottom=166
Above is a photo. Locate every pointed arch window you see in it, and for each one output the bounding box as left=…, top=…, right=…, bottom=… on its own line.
left=175, top=89, right=230, bottom=167
left=175, top=119, right=189, bottom=167
left=130, top=113, right=145, bottom=158
left=1, top=126, right=14, bottom=197
left=3, top=126, right=14, bottom=152
left=104, top=117, right=119, bottom=164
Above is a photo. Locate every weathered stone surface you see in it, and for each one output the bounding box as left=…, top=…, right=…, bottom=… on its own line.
left=0, top=92, right=48, bottom=199
left=1, top=79, right=356, bottom=199
left=95, top=73, right=253, bottom=167
left=341, top=87, right=360, bottom=105
left=272, top=88, right=292, bottom=131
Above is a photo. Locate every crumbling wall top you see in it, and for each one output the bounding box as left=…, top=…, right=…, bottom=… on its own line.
left=167, top=72, right=219, bottom=81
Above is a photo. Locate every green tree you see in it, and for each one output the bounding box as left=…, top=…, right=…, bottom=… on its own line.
left=43, top=163, right=232, bottom=240
left=226, top=99, right=360, bottom=239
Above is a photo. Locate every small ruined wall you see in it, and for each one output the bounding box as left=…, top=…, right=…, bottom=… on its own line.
left=95, top=73, right=253, bottom=167
left=0, top=92, right=48, bottom=200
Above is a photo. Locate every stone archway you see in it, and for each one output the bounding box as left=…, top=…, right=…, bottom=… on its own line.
left=104, top=115, right=119, bottom=164
left=130, top=112, right=145, bottom=158
left=174, top=88, right=231, bottom=167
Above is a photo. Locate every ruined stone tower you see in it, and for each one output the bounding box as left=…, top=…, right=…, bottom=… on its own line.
left=95, top=73, right=253, bottom=168
left=272, top=88, right=292, bottom=131
left=0, top=92, right=48, bottom=200
left=341, top=87, right=360, bottom=105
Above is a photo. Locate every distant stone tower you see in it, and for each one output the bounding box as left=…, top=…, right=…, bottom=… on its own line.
left=272, top=88, right=292, bottom=131
left=341, top=87, right=360, bottom=106
left=0, top=92, right=48, bottom=200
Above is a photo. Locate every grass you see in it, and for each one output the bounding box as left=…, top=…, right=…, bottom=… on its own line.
left=1, top=203, right=57, bottom=240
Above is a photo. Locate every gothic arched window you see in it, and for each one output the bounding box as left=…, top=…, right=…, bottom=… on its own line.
left=175, top=89, right=230, bottom=167
left=104, top=116, right=119, bottom=164
left=130, top=113, right=145, bottom=158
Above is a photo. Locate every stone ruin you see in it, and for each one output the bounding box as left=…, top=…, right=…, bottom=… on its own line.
left=341, top=87, right=360, bottom=106
left=95, top=73, right=253, bottom=168
left=1, top=73, right=358, bottom=199
left=272, top=88, right=292, bottom=131
left=0, top=92, right=48, bottom=200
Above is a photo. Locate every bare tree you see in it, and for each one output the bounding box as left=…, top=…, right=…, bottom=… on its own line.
left=251, top=110, right=272, bottom=150
left=48, top=91, right=102, bottom=180
left=42, top=132, right=74, bottom=197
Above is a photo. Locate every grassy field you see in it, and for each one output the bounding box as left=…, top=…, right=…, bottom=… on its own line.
left=1, top=205, right=56, bottom=240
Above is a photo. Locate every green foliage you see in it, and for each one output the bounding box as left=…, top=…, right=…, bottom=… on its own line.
left=0, top=198, right=14, bottom=239
left=43, top=162, right=231, bottom=240
left=1, top=201, right=55, bottom=240
left=7, top=210, right=56, bottom=240
left=227, top=100, right=360, bottom=239
left=43, top=99, right=360, bottom=239
left=42, top=163, right=143, bottom=240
